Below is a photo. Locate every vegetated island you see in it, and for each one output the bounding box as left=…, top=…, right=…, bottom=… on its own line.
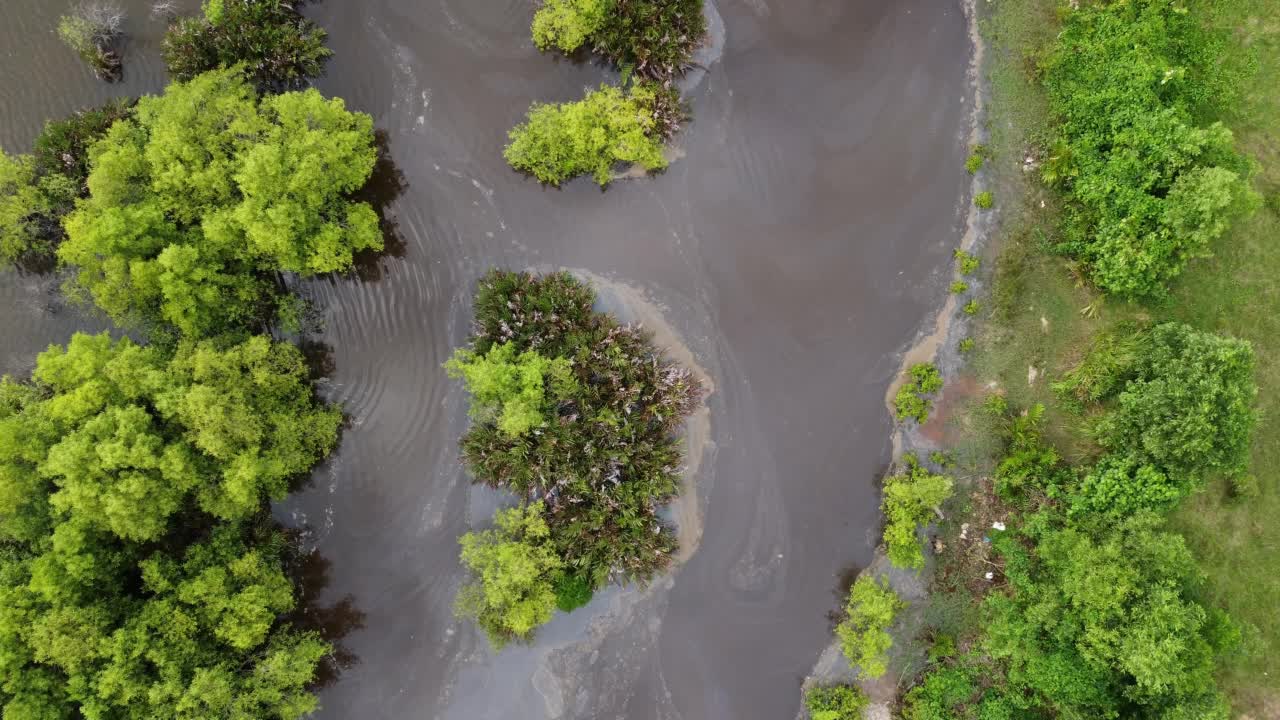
left=803, top=0, right=1277, bottom=718
left=505, top=0, right=710, bottom=186
left=0, top=3, right=386, bottom=717
left=448, top=270, right=705, bottom=648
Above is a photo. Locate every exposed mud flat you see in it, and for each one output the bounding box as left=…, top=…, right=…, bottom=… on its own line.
left=0, top=0, right=975, bottom=718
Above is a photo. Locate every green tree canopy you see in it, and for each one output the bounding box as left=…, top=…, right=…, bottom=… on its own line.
left=456, top=502, right=563, bottom=648
left=881, top=456, right=954, bottom=570
left=0, top=332, right=339, bottom=718
left=445, top=343, right=575, bottom=438
left=1042, top=0, right=1258, bottom=297
left=504, top=83, right=669, bottom=186
left=163, top=0, right=332, bottom=91
left=835, top=575, right=905, bottom=679
left=59, top=69, right=381, bottom=335
left=532, top=0, right=609, bottom=53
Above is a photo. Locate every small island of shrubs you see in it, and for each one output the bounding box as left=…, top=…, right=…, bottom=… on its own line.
left=507, top=0, right=708, bottom=186
left=449, top=270, right=703, bottom=647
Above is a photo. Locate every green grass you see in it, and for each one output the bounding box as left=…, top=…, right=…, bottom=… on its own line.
left=957, top=0, right=1280, bottom=712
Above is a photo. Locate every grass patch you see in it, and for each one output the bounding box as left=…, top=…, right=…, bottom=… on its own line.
left=950, top=0, right=1280, bottom=712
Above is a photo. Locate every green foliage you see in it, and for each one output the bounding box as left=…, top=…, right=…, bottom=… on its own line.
left=58, top=4, right=124, bottom=80
left=446, top=343, right=574, bottom=437
left=993, top=404, right=1064, bottom=497
left=894, top=363, right=943, bottom=423
left=1070, top=453, right=1181, bottom=519
left=0, top=151, right=51, bottom=266
left=965, top=154, right=984, bottom=174
left=0, top=333, right=338, bottom=718
left=902, top=665, right=978, bottom=720
left=984, top=512, right=1239, bottom=717
left=954, top=248, right=980, bottom=275
left=1094, top=323, right=1256, bottom=481
left=505, top=83, right=671, bottom=186
left=59, top=69, right=381, bottom=335
left=163, top=0, right=332, bottom=91
left=836, top=575, right=905, bottom=679
left=882, top=455, right=954, bottom=570
left=456, top=503, right=563, bottom=648
left=0, top=332, right=340, bottom=542
left=552, top=572, right=594, bottom=612
left=455, top=271, right=702, bottom=587
left=532, top=0, right=609, bottom=53
left=975, top=191, right=994, bottom=209
left=951, top=280, right=969, bottom=294
left=803, top=684, right=868, bottom=720
left=958, top=337, right=975, bottom=354
left=0, top=100, right=133, bottom=269
left=591, top=0, right=706, bottom=80
left=963, top=300, right=980, bottom=316
left=1041, top=0, right=1258, bottom=297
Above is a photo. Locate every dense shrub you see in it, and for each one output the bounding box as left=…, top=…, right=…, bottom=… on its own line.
left=163, top=0, right=332, bottom=91
left=901, top=665, right=978, bottom=720
left=894, top=363, right=943, bottom=423
left=974, top=191, right=993, bottom=209
left=803, top=684, right=868, bottom=720
left=456, top=503, right=563, bottom=648
left=1095, top=323, right=1255, bottom=480
left=1042, top=0, right=1258, bottom=297
left=58, top=2, right=126, bottom=81
left=0, top=100, right=134, bottom=269
left=882, top=455, right=954, bottom=570
left=446, top=344, right=575, bottom=438
left=984, top=512, right=1237, bottom=718
left=532, top=0, right=609, bottom=54
left=454, top=270, right=702, bottom=590
left=835, top=575, right=904, bottom=679
left=0, top=332, right=339, bottom=718
left=504, top=83, right=673, bottom=186
left=591, top=0, right=707, bottom=80
left=954, top=248, right=979, bottom=275
left=0, top=152, right=51, bottom=266
left=58, top=69, right=381, bottom=336
left=993, top=404, right=1065, bottom=498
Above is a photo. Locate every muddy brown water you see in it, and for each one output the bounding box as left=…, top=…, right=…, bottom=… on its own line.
left=0, top=1, right=973, bottom=717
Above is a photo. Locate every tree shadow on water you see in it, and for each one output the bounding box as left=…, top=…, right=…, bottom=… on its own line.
left=283, top=541, right=368, bottom=690
left=350, top=129, right=409, bottom=283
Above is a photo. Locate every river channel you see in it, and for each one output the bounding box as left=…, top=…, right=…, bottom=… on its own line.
left=0, top=1, right=973, bottom=717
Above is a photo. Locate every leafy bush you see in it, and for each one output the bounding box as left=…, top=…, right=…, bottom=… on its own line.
left=505, top=83, right=672, bottom=186
left=958, top=337, right=975, bottom=354
left=454, top=270, right=702, bottom=587
left=446, top=343, right=575, bottom=437
left=0, top=333, right=339, bottom=718
left=950, top=280, right=969, bottom=294
left=902, top=665, right=977, bottom=720
left=0, top=152, right=51, bottom=266
left=965, top=154, right=984, bottom=174
left=1077, top=323, right=1256, bottom=481
left=456, top=503, right=563, bottom=648
left=162, top=0, right=332, bottom=91
left=58, top=2, right=125, bottom=80
left=984, top=512, right=1239, bottom=717
left=894, top=363, right=943, bottom=423
left=591, top=0, right=707, bottom=80
left=532, top=0, right=609, bottom=53
left=974, top=191, right=993, bottom=209
left=1041, top=0, right=1258, bottom=297
left=963, top=300, right=980, bottom=316
left=804, top=684, right=868, bottom=720
left=993, top=404, right=1064, bottom=498
left=552, top=572, right=594, bottom=612
left=836, top=575, right=905, bottom=678
left=58, top=69, right=381, bottom=336
left=882, top=455, right=954, bottom=570
left=954, top=248, right=980, bottom=275
left=1070, top=453, right=1181, bottom=519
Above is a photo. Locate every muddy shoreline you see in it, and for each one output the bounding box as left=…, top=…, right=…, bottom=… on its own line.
left=801, top=0, right=994, bottom=715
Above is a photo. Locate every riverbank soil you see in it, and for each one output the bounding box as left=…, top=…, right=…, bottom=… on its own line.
left=945, top=0, right=1280, bottom=714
